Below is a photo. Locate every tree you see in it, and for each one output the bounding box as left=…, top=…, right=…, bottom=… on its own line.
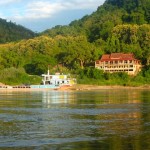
left=57, top=36, right=97, bottom=69
left=106, top=24, right=150, bottom=62
left=24, top=54, right=57, bottom=75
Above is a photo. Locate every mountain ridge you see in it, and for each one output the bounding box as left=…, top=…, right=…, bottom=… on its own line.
left=42, top=0, right=149, bottom=42
left=0, top=18, right=36, bottom=44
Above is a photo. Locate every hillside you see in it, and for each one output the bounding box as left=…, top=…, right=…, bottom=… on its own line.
left=0, top=18, right=36, bottom=43
left=40, top=0, right=150, bottom=64
left=42, top=0, right=150, bottom=42
left=0, top=0, right=150, bottom=85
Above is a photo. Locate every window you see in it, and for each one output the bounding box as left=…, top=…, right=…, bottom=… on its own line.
left=96, top=61, right=99, bottom=64
left=129, top=69, right=133, bottom=71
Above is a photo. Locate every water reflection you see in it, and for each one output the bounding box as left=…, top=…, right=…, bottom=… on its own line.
left=0, top=89, right=150, bottom=149
left=41, top=89, right=143, bottom=106
left=42, top=91, right=74, bottom=105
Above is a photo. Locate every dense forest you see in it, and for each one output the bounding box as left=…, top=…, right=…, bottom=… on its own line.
left=0, top=0, right=150, bottom=85
left=42, top=0, right=150, bottom=39
left=0, top=18, right=36, bottom=43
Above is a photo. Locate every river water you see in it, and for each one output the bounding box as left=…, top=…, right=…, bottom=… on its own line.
left=0, top=89, right=150, bottom=150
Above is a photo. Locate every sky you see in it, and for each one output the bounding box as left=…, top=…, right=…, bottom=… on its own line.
left=0, top=0, right=105, bottom=32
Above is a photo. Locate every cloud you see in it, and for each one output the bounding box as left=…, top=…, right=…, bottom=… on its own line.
left=0, top=0, right=20, bottom=5
left=60, top=0, right=103, bottom=9
left=24, top=1, right=65, bottom=19
left=13, top=0, right=104, bottom=20
left=0, top=0, right=105, bottom=31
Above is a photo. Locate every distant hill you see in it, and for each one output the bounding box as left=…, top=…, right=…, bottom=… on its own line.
left=0, top=18, right=36, bottom=43
left=42, top=0, right=150, bottom=42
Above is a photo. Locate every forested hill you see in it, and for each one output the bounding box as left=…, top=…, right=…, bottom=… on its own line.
left=0, top=0, right=150, bottom=85
left=0, top=18, right=36, bottom=43
left=42, top=0, right=150, bottom=42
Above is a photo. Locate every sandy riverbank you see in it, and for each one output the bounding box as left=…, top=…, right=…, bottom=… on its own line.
left=60, top=84, right=150, bottom=91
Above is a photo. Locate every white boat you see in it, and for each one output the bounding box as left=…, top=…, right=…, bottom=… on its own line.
left=30, top=69, right=76, bottom=89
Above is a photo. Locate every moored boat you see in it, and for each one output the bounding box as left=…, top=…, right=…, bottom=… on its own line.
left=30, top=69, right=76, bottom=89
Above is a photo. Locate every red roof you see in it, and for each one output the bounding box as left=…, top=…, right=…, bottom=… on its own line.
left=100, top=53, right=136, bottom=62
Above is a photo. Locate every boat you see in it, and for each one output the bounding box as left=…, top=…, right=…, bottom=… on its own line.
left=30, top=69, right=76, bottom=89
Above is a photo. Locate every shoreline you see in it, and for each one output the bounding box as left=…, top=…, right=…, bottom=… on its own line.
left=63, top=84, right=150, bottom=91
left=0, top=84, right=150, bottom=92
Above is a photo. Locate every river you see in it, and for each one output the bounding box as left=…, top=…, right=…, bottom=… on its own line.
left=0, top=89, right=150, bottom=149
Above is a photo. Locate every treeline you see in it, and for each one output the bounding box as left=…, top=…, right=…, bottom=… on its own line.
left=77, top=67, right=150, bottom=86
left=0, top=24, right=149, bottom=73
left=0, top=36, right=99, bottom=74
left=0, top=18, right=36, bottom=43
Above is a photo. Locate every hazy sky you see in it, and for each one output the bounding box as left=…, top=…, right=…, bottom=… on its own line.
left=0, top=0, right=105, bottom=32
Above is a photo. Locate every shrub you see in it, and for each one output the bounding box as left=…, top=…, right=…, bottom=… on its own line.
left=0, top=67, right=41, bottom=85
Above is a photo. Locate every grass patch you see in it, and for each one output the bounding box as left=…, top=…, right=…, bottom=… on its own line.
left=0, top=67, right=41, bottom=85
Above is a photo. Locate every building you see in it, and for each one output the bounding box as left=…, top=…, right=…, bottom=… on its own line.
left=95, top=53, right=141, bottom=75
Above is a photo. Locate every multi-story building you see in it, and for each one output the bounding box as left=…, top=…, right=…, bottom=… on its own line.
left=95, top=53, right=141, bottom=75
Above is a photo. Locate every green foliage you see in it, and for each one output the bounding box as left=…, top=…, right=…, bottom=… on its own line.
left=106, top=24, right=150, bottom=64
left=77, top=68, right=150, bottom=86
left=42, top=25, right=82, bottom=37
left=77, top=68, right=104, bottom=79
left=0, top=0, right=150, bottom=85
left=0, top=18, right=36, bottom=43
left=142, top=65, right=150, bottom=82
left=24, top=54, right=57, bottom=75
left=0, top=67, right=41, bottom=85
left=55, top=36, right=99, bottom=69
left=42, top=0, right=149, bottom=42
left=105, top=0, right=150, bottom=24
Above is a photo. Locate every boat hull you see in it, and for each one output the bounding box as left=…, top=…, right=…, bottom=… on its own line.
left=30, top=85, right=60, bottom=89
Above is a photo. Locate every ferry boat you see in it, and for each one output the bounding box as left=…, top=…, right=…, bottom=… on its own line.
left=30, top=69, right=76, bottom=89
